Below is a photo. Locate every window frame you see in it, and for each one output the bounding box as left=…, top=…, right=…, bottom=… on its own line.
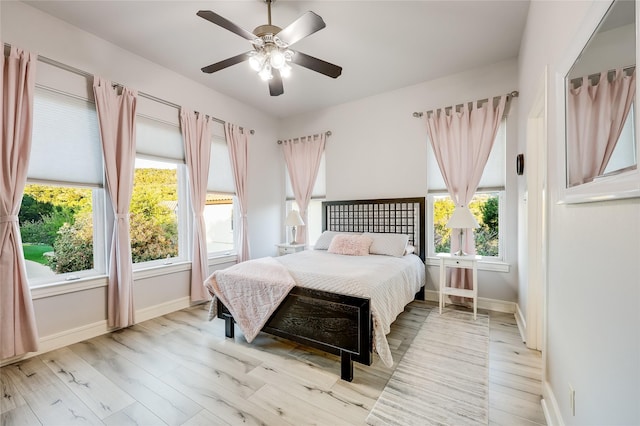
left=22, top=79, right=107, bottom=288
left=129, top=156, right=189, bottom=269
left=426, top=190, right=505, bottom=262
left=204, top=192, right=238, bottom=257
left=22, top=181, right=107, bottom=288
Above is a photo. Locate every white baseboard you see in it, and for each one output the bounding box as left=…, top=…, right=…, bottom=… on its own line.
left=542, top=380, right=565, bottom=426
left=135, top=296, right=191, bottom=323
left=1, top=320, right=110, bottom=367
left=515, top=303, right=527, bottom=342
left=424, top=289, right=516, bottom=313
left=1, top=296, right=192, bottom=368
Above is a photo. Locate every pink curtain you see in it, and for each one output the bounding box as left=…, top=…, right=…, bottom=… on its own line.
left=282, top=133, right=326, bottom=245
left=93, top=77, right=137, bottom=328
left=225, top=123, right=250, bottom=262
left=181, top=109, right=212, bottom=301
left=426, top=95, right=506, bottom=298
left=0, top=46, right=39, bottom=358
left=567, top=68, right=636, bottom=186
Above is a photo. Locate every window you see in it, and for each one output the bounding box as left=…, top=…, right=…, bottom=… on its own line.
left=427, top=120, right=506, bottom=260
left=428, top=192, right=503, bottom=258
left=205, top=123, right=238, bottom=256
left=285, top=151, right=326, bottom=246
left=20, top=82, right=105, bottom=286
left=285, top=199, right=324, bottom=246
left=132, top=111, right=187, bottom=266
left=130, top=158, right=183, bottom=263
left=204, top=193, right=235, bottom=254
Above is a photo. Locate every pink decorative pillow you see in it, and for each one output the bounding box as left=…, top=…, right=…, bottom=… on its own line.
left=327, top=234, right=373, bottom=256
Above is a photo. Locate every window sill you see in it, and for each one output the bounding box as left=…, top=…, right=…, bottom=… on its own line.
left=133, top=261, right=191, bottom=280
left=425, top=257, right=510, bottom=273
left=29, top=257, right=233, bottom=299
left=31, top=275, right=108, bottom=300
left=208, top=253, right=238, bottom=265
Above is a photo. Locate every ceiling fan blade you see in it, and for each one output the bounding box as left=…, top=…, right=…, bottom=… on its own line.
left=290, top=50, right=342, bottom=79
left=197, top=10, right=260, bottom=43
left=276, top=11, right=326, bottom=46
left=201, top=52, right=251, bottom=74
left=269, top=70, right=284, bottom=96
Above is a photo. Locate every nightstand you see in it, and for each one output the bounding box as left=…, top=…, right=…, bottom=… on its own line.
left=437, top=253, right=481, bottom=320
left=276, top=243, right=305, bottom=256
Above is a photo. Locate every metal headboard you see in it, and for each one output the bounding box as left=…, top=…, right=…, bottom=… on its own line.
left=322, top=197, right=426, bottom=261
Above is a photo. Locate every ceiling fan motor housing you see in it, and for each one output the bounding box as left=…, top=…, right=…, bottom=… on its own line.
left=253, top=24, right=282, bottom=39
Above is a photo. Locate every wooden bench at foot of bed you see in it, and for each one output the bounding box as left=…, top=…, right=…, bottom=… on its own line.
left=217, top=285, right=425, bottom=381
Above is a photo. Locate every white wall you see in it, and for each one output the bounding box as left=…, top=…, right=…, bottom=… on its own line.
left=1, top=1, right=283, bottom=359
left=281, top=59, right=521, bottom=304
left=519, top=1, right=640, bottom=424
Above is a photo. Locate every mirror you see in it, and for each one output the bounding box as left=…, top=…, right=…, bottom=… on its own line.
left=562, top=0, right=639, bottom=202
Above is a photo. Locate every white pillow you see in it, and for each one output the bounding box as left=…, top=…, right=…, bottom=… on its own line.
left=363, top=233, right=409, bottom=257
left=313, top=231, right=361, bottom=250
left=404, top=244, right=416, bottom=256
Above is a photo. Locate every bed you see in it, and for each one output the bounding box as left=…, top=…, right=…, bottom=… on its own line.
left=207, top=197, right=426, bottom=381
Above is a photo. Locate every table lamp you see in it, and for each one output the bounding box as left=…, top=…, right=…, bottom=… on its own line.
left=285, top=210, right=305, bottom=244
left=446, top=204, right=479, bottom=256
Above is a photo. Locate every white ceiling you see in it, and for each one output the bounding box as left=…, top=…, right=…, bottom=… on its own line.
left=23, top=0, right=530, bottom=119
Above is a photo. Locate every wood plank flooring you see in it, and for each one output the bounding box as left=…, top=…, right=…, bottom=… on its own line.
left=0, top=301, right=545, bottom=425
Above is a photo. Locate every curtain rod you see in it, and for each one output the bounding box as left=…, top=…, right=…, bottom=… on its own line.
left=277, top=131, right=332, bottom=144
left=569, top=65, right=635, bottom=88
left=412, top=90, right=519, bottom=118
left=3, top=42, right=255, bottom=135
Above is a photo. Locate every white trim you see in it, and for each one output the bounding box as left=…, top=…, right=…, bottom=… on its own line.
left=555, top=0, right=640, bottom=204
left=0, top=296, right=194, bottom=367
left=135, top=296, right=191, bottom=323
left=515, top=303, right=527, bottom=343
left=543, top=380, right=566, bottom=426
left=0, top=320, right=110, bottom=367
left=133, top=261, right=191, bottom=280
left=425, top=257, right=510, bottom=273
left=424, top=289, right=515, bottom=313
left=526, top=66, right=548, bottom=352
left=31, top=275, right=108, bottom=299
left=208, top=254, right=237, bottom=266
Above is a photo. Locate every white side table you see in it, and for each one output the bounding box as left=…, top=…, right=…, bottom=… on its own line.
left=276, top=243, right=305, bottom=256
left=437, top=253, right=481, bottom=320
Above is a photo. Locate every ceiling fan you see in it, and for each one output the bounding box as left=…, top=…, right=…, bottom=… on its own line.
left=197, top=0, right=342, bottom=97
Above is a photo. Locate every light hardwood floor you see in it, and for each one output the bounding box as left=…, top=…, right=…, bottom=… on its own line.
left=0, top=301, right=545, bottom=425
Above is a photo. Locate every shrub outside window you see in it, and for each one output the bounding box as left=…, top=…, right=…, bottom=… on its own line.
left=20, top=183, right=101, bottom=284
left=130, top=158, right=182, bottom=264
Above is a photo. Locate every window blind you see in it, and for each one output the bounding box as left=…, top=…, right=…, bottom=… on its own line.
left=207, top=135, right=236, bottom=194
left=28, top=87, right=103, bottom=185
left=136, top=115, right=184, bottom=162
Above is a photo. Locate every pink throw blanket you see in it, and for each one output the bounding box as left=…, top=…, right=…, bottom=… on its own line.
left=204, top=257, right=296, bottom=342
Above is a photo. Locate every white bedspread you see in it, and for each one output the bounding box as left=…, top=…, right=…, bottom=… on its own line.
left=276, top=250, right=425, bottom=367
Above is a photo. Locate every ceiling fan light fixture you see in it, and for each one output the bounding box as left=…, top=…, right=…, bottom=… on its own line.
left=259, top=63, right=273, bottom=81
left=280, top=62, right=292, bottom=78
left=248, top=51, right=265, bottom=71
left=269, top=49, right=286, bottom=69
